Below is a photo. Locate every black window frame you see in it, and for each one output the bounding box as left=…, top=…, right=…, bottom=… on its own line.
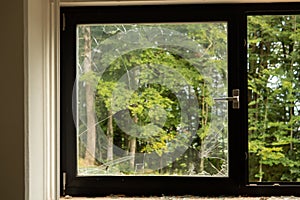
left=60, top=3, right=300, bottom=197
left=243, top=6, right=300, bottom=196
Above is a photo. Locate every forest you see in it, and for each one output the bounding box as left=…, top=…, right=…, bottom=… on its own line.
left=75, top=15, right=300, bottom=182
left=248, top=15, right=300, bottom=182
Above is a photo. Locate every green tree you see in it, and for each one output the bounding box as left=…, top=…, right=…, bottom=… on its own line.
left=77, top=23, right=228, bottom=175
left=248, top=15, right=300, bottom=182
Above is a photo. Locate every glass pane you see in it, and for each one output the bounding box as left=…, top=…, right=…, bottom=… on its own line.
left=248, top=15, right=300, bottom=182
left=75, top=23, right=228, bottom=176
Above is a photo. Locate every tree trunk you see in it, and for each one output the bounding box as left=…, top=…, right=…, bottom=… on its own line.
left=199, top=145, right=205, bottom=173
left=200, top=84, right=207, bottom=173
left=107, top=110, right=114, bottom=161
left=289, top=17, right=296, bottom=152
left=259, top=161, right=263, bottom=182
left=129, top=137, right=136, bottom=170
left=129, top=115, right=138, bottom=170
left=83, top=26, right=97, bottom=165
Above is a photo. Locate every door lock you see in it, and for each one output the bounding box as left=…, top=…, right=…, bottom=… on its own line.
left=213, top=89, right=240, bottom=109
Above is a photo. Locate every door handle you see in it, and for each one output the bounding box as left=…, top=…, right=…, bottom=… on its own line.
left=213, top=89, right=240, bottom=109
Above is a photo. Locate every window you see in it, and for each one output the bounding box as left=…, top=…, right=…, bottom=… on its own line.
left=248, top=14, right=300, bottom=184
left=61, top=3, right=300, bottom=197
left=76, top=22, right=229, bottom=177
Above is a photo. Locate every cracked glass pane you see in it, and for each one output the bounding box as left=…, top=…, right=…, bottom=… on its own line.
left=75, top=23, right=228, bottom=176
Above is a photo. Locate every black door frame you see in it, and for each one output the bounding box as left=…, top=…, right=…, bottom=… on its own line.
left=60, top=3, right=300, bottom=197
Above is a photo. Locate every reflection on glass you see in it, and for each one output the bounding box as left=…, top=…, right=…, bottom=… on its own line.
left=248, top=15, right=300, bottom=182
left=76, top=23, right=228, bottom=176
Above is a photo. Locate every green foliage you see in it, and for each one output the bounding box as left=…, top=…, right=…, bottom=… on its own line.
left=76, top=17, right=300, bottom=179
left=77, top=23, right=228, bottom=175
left=248, top=15, right=300, bottom=182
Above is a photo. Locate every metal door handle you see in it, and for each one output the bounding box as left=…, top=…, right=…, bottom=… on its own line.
left=214, top=89, right=239, bottom=109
